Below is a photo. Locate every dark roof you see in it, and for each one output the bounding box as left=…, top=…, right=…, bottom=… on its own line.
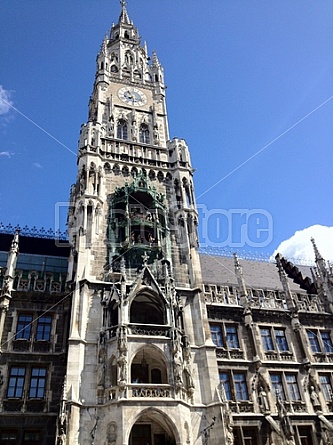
left=0, top=234, right=69, bottom=273
left=0, top=233, right=70, bottom=257
left=199, top=254, right=313, bottom=293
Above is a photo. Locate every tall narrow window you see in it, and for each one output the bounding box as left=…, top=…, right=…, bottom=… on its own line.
left=319, top=374, right=332, bottom=401
left=219, top=372, right=232, bottom=400
left=307, top=331, right=320, bottom=353
left=29, top=368, right=46, bottom=399
left=286, top=374, right=301, bottom=400
left=139, top=124, right=150, bottom=144
left=36, top=316, right=52, bottom=341
left=261, top=328, right=274, bottom=351
left=117, top=119, right=128, bottom=140
left=275, top=329, right=288, bottom=352
left=321, top=332, right=333, bottom=353
left=210, top=325, right=223, bottom=347
left=270, top=374, right=285, bottom=400
left=234, top=373, right=248, bottom=400
left=16, top=315, right=32, bottom=340
left=7, top=367, right=26, bottom=398
left=226, top=326, right=239, bottom=349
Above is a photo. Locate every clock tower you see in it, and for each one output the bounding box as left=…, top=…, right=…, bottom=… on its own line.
left=64, top=2, right=222, bottom=444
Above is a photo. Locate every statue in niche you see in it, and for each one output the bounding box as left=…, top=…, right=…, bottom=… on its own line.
left=56, top=428, right=66, bottom=445
left=118, top=325, right=127, bottom=353
left=310, top=385, right=321, bottom=410
left=182, top=335, right=191, bottom=362
left=184, top=363, right=194, bottom=390
left=106, top=421, right=117, bottom=445
left=97, top=344, right=106, bottom=387
left=173, top=351, right=183, bottom=388
left=277, top=393, right=294, bottom=442
left=153, top=125, right=159, bottom=144
left=117, top=351, right=127, bottom=388
left=259, top=386, right=270, bottom=413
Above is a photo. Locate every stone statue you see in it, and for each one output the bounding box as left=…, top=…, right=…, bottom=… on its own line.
left=310, top=385, right=321, bottom=410
left=259, top=386, right=270, bottom=413
left=117, top=351, right=127, bottom=387
left=173, top=352, right=183, bottom=387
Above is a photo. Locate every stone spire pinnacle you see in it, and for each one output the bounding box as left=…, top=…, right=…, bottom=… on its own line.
left=233, top=253, right=247, bottom=300
left=275, top=253, right=298, bottom=313
left=311, top=237, right=327, bottom=275
left=119, top=0, right=131, bottom=25
left=310, top=238, right=333, bottom=309
left=152, top=50, right=161, bottom=67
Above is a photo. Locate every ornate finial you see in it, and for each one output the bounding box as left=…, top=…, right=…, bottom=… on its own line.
left=119, top=0, right=130, bottom=24
left=311, top=237, right=323, bottom=262
left=10, top=229, right=19, bottom=254
left=233, top=252, right=241, bottom=270
left=141, top=251, right=149, bottom=266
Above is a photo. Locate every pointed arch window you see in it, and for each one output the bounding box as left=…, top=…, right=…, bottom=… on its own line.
left=117, top=119, right=128, bottom=140
left=130, top=293, right=165, bottom=325
left=139, top=124, right=150, bottom=144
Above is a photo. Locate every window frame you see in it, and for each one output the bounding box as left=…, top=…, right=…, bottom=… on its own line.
left=7, top=367, right=26, bottom=399
left=307, top=329, right=333, bottom=354
left=219, top=370, right=249, bottom=401
left=15, top=314, right=33, bottom=340
left=6, top=365, right=48, bottom=402
left=260, top=328, right=274, bottom=351
left=260, top=326, right=289, bottom=353
left=270, top=372, right=301, bottom=402
left=210, top=325, right=223, bottom=347
left=35, top=316, right=52, bottom=341
left=29, top=368, right=47, bottom=399
left=321, top=331, right=333, bottom=353
left=319, top=374, right=333, bottom=401
left=117, top=119, right=128, bottom=140
left=210, top=323, right=240, bottom=350
left=139, top=124, right=150, bottom=144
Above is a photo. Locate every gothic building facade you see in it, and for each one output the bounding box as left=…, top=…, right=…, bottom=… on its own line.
left=1, top=2, right=333, bottom=445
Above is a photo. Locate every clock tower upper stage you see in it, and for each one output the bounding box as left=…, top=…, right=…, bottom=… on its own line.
left=83, top=1, right=169, bottom=151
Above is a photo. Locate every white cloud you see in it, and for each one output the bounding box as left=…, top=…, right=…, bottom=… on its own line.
left=33, top=162, right=42, bottom=169
left=272, top=225, right=333, bottom=264
left=0, top=86, right=13, bottom=116
left=0, top=151, right=14, bottom=158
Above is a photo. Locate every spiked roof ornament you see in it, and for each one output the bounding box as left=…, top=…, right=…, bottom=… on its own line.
left=119, top=0, right=131, bottom=25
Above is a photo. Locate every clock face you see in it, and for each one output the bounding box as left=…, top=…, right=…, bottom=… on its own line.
left=118, top=87, right=147, bottom=106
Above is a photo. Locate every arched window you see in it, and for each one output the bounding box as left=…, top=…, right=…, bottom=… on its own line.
left=139, top=124, right=150, bottom=144
left=130, top=293, right=165, bottom=325
left=117, top=119, right=128, bottom=140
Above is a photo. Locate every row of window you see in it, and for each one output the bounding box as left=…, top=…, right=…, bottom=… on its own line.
left=15, top=314, right=52, bottom=342
left=1, top=430, right=41, bottom=445
left=7, top=367, right=47, bottom=399
left=117, top=120, right=150, bottom=143
left=219, top=370, right=333, bottom=403
left=210, top=323, right=333, bottom=355
left=6, top=363, right=333, bottom=407
left=233, top=425, right=313, bottom=445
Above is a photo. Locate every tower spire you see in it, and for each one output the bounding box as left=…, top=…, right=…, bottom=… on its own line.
left=119, top=0, right=131, bottom=25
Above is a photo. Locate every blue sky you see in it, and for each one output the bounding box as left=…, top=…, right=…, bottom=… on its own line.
left=1, top=1, right=333, bottom=260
